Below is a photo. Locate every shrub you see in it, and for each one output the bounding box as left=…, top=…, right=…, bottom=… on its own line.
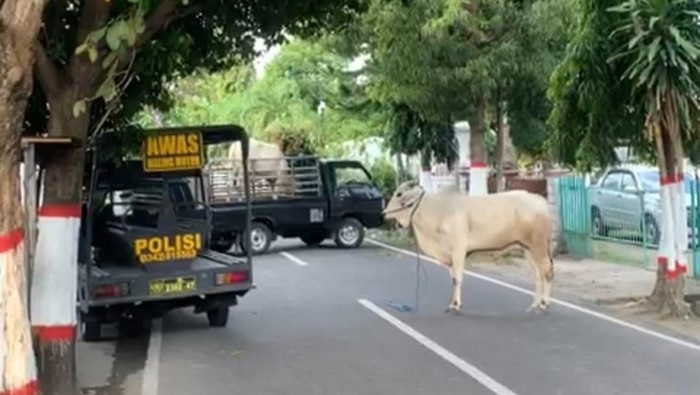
left=370, top=158, right=398, bottom=200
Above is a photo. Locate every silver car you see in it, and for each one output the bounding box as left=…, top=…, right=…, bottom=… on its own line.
left=588, top=165, right=697, bottom=246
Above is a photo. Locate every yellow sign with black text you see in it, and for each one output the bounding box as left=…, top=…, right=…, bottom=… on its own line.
left=142, top=131, right=204, bottom=172
left=134, top=233, right=203, bottom=264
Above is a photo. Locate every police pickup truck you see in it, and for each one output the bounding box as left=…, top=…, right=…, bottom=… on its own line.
left=205, top=156, right=385, bottom=255
left=77, top=125, right=254, bottom=341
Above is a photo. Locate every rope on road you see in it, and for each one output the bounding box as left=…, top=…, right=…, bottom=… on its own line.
left=386, top=194, right=429, bottom=314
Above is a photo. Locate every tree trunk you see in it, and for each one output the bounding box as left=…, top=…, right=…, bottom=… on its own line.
left=647, top=118, right=690, bottom=317
left=494, top=99, right=506, bottom=192
left=469, top=98, right=488, bottom=195
left=31, top=90, right=89, bottom=395
left=0, top=1, right=48, bottom=393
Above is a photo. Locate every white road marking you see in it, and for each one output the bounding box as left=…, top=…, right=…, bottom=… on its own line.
left=280, top=251, right=308, bottom=266
left=358, top=298, right=518, bottom=395
left=367, top=238, right=700, bottom=352
left=141, top=319, right=163, bottom=395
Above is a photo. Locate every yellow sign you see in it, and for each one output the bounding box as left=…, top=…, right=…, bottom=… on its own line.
left=142, top=132, right=204, bottom=172
left=134, top=233, right=202, bottom=264
left=149, top=276, right=196, bottom=295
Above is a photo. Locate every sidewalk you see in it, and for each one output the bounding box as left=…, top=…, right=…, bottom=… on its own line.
left=369, top=228, right=700, bottom=342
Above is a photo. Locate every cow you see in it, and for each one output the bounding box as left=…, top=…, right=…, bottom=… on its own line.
left=382, top=181, right=554, bottom=314
left=228, top=139, right=291, bottom=199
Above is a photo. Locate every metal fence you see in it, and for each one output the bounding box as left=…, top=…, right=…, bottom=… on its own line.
left=557, top=175, right=700, bottom=277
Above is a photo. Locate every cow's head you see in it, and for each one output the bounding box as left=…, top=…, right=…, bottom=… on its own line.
left=382, top=180, right=424, bottom=228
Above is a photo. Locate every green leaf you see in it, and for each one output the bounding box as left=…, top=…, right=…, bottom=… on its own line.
left=75, top=43, right=88, bottom=55
left=96, top=77, right=118, bottom=102
left=648, top=37, right=661, bottom=62
left=102, top=52, right=118, bottom=69
left=88, top=47, right=98, bottom=62
left=72, top=100, right=87, bottom=118
left=106, top=22, right=124, bottom=51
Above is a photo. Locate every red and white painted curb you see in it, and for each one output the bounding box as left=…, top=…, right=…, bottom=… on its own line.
left=0, top=228, right=38, bottom=394
left=31, top=204, right=81, bottom=342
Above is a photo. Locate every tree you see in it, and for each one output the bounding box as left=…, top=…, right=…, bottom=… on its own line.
left=138, top=37, right=387, bottom=156
left=26, top=1, right=363, bottom=392
left=0, top=1, right=48, bottom=393
left=547, top=0, right=700, bottom=316
left=347, top=0, right=574, bottom=192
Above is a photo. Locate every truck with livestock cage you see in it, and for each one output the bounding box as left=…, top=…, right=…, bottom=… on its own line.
left=203, top=152, right=386, bottom=255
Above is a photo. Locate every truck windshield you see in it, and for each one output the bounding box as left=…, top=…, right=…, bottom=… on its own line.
left=335, top=165, right=372, bottom=187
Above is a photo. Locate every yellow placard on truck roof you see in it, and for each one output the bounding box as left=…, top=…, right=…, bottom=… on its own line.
left=142, top=131, right=204, bottom=172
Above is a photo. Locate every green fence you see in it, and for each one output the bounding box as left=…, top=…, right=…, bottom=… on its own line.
left=557, top=174, right=700, bottom=278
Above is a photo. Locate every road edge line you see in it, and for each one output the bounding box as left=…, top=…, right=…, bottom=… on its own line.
left=358, top=298, right=518, bottom=395
left=280, top=251, right=309, bottom=266
left=367, top=238, right=700, bottom=352
left=141, top=318, right=163, bottom=395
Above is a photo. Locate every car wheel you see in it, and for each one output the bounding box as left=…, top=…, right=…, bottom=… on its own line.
left=240, top=222, right=273, bottom=255
left=207, top=307, right=229, bottom=327
left=334, top=217, right=365, bottom=248
left=591, top=207, right=608, bottom=237
left=643, top=214, right=660, bottom=246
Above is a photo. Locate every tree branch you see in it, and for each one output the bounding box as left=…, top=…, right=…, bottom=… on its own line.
left=34, top=39, right=62, bottom=97
left=135, top=0, right=180, bottom=48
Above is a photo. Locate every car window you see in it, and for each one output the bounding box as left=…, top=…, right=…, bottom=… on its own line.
left=601, top=172, right=622, bottom=190
left=620, top=173, right=637, bottom=191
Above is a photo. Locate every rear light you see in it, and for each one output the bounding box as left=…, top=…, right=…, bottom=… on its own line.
left=94, top=283, right=130, bottom=299
left=216, top=272, right=248, bottom=285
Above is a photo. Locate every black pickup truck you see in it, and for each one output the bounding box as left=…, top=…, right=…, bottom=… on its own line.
left=205, top=156, right=385, bottom=255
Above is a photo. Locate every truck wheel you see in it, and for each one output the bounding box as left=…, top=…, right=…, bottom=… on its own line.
left=81, top=321, right=102, bottom=342
left=211, top=238, right=235, bottom=253
left=240, top=222, right=273, bottom=255
left=300, top=232, right=327, bottom=247
left=334, top=217, right=365, bottom=248
left=207, top=307, right=229, bottom=327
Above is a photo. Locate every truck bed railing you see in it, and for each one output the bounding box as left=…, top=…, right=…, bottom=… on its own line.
left=205, top=156, right=323, bottom=203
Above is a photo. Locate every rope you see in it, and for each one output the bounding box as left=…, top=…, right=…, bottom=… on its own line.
left=387, top=191, right=428, bottom=313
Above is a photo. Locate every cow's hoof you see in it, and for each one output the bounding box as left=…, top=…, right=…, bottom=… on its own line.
left=444, top=304, right=461, bottom=315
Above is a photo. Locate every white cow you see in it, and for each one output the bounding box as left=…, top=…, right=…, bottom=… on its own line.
left=382, top=181, right=554, bottom=314
left=228, top=139, right=291, bottom=198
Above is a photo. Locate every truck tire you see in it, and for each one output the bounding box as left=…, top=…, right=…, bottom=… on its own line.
left=240, top=222, right=272, bottom=255
left=211, top=238, right=235, bottom=253
left=300, top=232, right=327, bottom=247
left=334, top=217, right=365, bottom=248
left=81, top=321, right=102, bottom=342
left=207, top=307, right=229, bottom=327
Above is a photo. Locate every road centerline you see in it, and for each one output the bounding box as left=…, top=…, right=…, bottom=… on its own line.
left=358, top=298, right=518, bottom=395
left=280, top=251, right=309, bottom=266
left=367, top=238, right=700, bottom=352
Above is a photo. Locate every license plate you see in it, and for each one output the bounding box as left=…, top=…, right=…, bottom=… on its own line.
left=149, top=276, right=196, bottom=296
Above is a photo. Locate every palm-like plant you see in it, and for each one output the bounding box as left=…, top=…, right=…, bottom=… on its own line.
left=608, top=0, right=700, bottom=315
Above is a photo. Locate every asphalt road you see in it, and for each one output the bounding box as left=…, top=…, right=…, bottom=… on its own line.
left=120, top=239, right=700, bottom=395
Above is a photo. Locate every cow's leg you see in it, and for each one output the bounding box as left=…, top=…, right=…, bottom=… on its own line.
left=446, top=248, right=467, bottom=314
left=530, top=247, right=553, bottom=312
left=524, top=250, right=545, bottom=312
